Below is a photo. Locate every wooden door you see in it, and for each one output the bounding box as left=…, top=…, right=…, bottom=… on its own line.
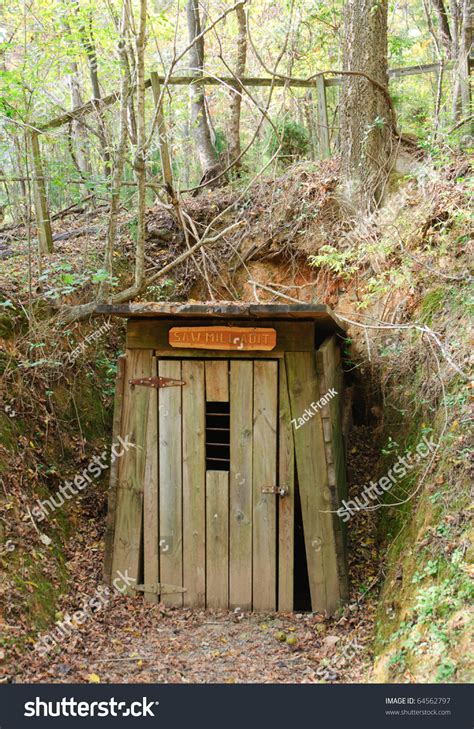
left=152, top=358, right=280, bottom=611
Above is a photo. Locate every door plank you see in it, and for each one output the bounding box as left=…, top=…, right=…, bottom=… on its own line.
left=182, top=360, right=206, bottom=606
left=103, top=354, right=126, bottom=584
left=316, top=337, right=348, bottom=603
left=285, top=352, right=340, bottom=614
left=158, top=359, right=183, bottom=607
left=252, top=360, right=278, bottom=611
left=111, top=350, right=153, bottom=594
left=205, top=360, right=229, bottom=401
left=278, top=359, right=295, bottom=611
left=206, top=471, right=229, bottom=608
left=143, top=357, right=159, bottom=603
left=229, top=361, right=253, bottom=610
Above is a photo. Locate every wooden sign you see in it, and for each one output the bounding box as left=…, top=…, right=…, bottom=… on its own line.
left=169, top=326, right=277, bottom=351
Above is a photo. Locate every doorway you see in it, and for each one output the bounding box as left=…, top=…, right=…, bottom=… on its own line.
left=149, top=358, right=282, bottom=611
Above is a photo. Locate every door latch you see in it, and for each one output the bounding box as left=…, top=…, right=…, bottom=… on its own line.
left=261, top=485, right=288, bottom=497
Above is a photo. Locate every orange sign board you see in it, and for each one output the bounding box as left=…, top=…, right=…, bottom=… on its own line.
left=169, top=326, right=277, bottom=351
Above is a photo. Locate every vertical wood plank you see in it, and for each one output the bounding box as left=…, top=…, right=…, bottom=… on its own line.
left=316, top=337, right=349, bottom=603
left=103, top=355, right=126, bottom=584
left=229, top=361, right=253, bottom=610
left=143, top=356, right=159, bottom=603
left=205, top=360, right=229, bottom=401
left=158, top=359, right=183, bottom=607
left=278, top=359, right=295, bottom=612
left=252, top=360, right=278, bottom=611
left=285, top=351, right=340, bottom=614
left=30, top=132, right=53, bottom=254
left=316, top=76, right=330, bottom=158
left=182, top=360, right=206, bottom=606
left=111, top=349, right=153, bottom=593
left=206, top=471, right=229, bottom=609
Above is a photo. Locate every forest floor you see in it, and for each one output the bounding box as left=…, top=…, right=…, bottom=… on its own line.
left=12, top=426, right=380, bottom=684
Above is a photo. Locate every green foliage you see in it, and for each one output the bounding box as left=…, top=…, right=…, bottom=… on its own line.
left=38, top=262, right=118, bottom=300
left=213, top=129, right=228, bottom=156
left=266, top=120, right=310, bottom=162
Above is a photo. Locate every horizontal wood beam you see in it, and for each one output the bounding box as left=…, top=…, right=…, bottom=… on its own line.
left=388, top=61, right=453, bottom=78
left=39, top=62, right=455, bottom=133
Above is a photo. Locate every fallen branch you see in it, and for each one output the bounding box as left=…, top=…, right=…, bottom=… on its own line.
left=52, top=226, right=98, bottom=242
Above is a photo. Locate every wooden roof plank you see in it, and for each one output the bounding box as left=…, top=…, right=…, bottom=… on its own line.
left=94, top=301, right=346, bottom=334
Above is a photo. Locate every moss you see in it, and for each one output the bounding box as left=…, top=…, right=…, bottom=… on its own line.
left=373, top=404, right=473, bottom=683
left=1, top=334, right=115, bottom=655
left=0, top=313, right=15, bottom=338
left=419, top=288, right=446, bottom=324
left=11, top=545, right=69, bottom=632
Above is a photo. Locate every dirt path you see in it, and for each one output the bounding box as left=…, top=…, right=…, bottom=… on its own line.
left=13, top=426, right=380, bottom=684
left=16, top=600, right=375, bottom=684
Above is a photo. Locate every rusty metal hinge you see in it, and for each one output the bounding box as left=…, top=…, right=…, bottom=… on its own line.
left=135, top=583, right=187, bottom=595
left=129, top=376, right=186, bottom=389
left=261, top=485, right=288, bottom=496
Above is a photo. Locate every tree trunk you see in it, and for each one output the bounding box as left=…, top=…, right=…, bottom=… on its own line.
left=340, top=0, right=393, bottom=211
left=67, top=62, right=92, bottom=177
left=430, top=0, right=454, bottom=57
left=72, top=0, right=111, bottom=178
left=228, top=4, right=247, bottom=168
left=134, top=0, right=147, bottom=290
left=451, top=0, right=472, bottom=122
left=186, top=0, right=218, bottom=176
left=99, top=0, right=131, bottom=301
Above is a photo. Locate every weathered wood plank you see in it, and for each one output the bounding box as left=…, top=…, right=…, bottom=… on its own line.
left=182, top=360, right=206, bottom=607
left=158, top=359, right=183, bottom=607
left=252, top=360, right=278, bottom=611
left=127, top=319, right=315, bottom=352
left=97, top=302, right=346, bottom=336
left=111, top=350, right=153, bottom=594
left=205, top=360, right=229, bottom=402
left=206, top=471, right=229, bottom=609
left=285, top=351, right=340, bottom=614
left=143, top=356, right=159, bottom=603
left=155, top=349, right=284, bottom=360
left=103, top=355, right=126, bottom=584
left=316, top=75, right=330, bottom=159
left=41, top=65, right=449, bottom=132
left=316, top=336, right=349, bottom=602
left=278, top=360, right=295, bottom=612
left=229, top=360, right=253, bottom=610
left=29, top=132, right=53, bottom=254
